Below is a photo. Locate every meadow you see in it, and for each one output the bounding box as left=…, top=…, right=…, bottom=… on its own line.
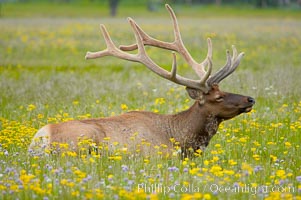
left=1, top=4, right=301, bottom=200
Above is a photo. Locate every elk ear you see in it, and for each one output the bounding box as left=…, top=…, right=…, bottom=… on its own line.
left=186, top=87, right=204, bottom=101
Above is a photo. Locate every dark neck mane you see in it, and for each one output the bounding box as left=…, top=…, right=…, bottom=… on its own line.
left=169, top=102, right=221, bottom=152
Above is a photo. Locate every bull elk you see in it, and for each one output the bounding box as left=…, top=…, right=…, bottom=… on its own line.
left=29, top=4, right=255, bottom=156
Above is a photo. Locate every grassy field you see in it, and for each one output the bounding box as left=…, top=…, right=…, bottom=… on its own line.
left=2, top=1, right=301, bottom=18
left=1, top=3, right=301, bottom=200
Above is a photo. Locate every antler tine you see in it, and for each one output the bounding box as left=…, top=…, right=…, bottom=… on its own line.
left=228, top=45, right=244, bottom=75
left=200, top=56, right=213, bottom=86
left=171, top=52, right=177, bottom=80
left=85, top=25, right=113, bottom=59
left=207, top=46, right=244, bottom=85
left=85, top=24, right=137, bottom=61
left=207, top=50, right=231, bottom=85
left=119, top=9, right=175, bottom=51
left=167, top=3, right=210, bottom=79
left=165, top=4, right=181, bottom=45
left=127, top=17, right=174, bottom=78
left=128, top=17, right=147, bottom=57
left=231, top=45, right=238, bottom=63
left=200, top=38, right=213, bottom=66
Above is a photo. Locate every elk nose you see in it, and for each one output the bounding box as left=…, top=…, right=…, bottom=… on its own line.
left=247, top=97, right=255, bottom=104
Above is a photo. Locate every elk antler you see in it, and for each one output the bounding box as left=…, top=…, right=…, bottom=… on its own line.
left=118, top=4, right=244, bottom=88
left=85, top=4, right=243, bottom=92
left=119, top=4, right=213, bottom=81
left=207, top=46, right=244, bottom=85
left=85, top=19, right=211, bottom=91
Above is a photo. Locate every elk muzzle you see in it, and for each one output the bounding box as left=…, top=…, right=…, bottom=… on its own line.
left=239, top=96, right=255, bottom=113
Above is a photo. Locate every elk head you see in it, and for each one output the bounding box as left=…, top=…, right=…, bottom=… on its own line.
left=186, top=83, right=255, bottom=121
left=85, top=4, right=255, bottom=121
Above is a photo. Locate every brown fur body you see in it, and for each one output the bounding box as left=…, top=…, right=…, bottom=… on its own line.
left=29, top=85, right=254, bottom=155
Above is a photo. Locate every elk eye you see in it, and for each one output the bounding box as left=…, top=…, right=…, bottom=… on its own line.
left=215, top=96, right=224, bottom=102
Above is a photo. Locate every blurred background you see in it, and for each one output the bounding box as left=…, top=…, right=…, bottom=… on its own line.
left=0, top=0, right=301, bottom=18
left=1, top=0, right=300, bottom=119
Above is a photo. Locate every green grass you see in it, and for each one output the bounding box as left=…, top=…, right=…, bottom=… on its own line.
left=1, top=4, right=301, bottom=200
left=1, top=1, right=301, bottom=18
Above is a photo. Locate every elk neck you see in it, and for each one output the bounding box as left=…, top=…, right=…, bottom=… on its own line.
left=167, top=101, right=222, bottom=151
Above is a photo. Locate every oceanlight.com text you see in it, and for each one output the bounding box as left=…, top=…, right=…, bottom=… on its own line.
left=137, top=183, right=295, bottom=196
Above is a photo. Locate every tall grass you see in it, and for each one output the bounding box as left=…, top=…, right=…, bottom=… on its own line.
left=1, top=9, right=301, bottom=200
